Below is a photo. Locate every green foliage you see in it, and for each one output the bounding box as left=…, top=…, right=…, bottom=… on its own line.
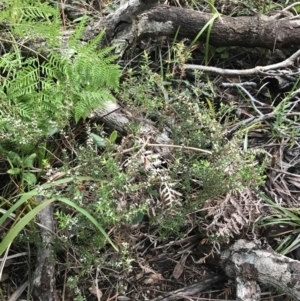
left=7, top=151, right=37, bottom=188
left=68, top=144, right=149, bottom=228
left=257, top=192, right=300, bottom=255
left=1, top=0, right=60, bottom=41
left=0, top=0, right=272, bottom=292
left=0, top=176, right=118, bottom=257
left=119, top=52, right=266, bottom=236
left=0, top=1, right=121, bottom=259
left=272, top=82, right=300, bottom=139
left=0, top=14, right=121, bottom=158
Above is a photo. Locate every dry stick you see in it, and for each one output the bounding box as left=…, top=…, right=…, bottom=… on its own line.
left=225, top=113, right=275, bottom=138
left=291, top=88, right=300, bottom=98
left=0, top=252, right=27, bottom=261
left=283, top=2, right=300, bottom=12
left=221, top=82, right=264, bottom=116
left=0, top=242, right=12, bottom=282
left=184, top=49, right=300, bottom=76
left=8, top=282, right=28, bottom=301
left=115, top=143, right=212, bottom=156
left=149, top=276, right=223, bottom=301
left=146, top=143, right=212, bottom=154
left=287, top=96, right=300, bottom=113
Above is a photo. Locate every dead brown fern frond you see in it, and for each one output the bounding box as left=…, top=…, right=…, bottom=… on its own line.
left=204, top=187, right=263, bottom=237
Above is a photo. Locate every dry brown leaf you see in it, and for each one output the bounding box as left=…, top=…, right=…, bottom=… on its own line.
left=143, top=273, right=164, bottom=284
left=172, top=253, right=189, bottom=279
left=172, top=261, right=184, bottom=279
left=135, top=272, right=144, bottom=280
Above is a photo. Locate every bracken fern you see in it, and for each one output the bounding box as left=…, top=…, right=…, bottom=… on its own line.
left=0, top=11, right=121, bottom=155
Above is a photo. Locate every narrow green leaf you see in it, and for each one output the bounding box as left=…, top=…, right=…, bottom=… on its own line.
left=0, top=176, right=118, bottom=255
left=0, top=198, right=54, bottom=256
left=54, top=196, right=118, bottom=251
left=0, top=177, right=95, bottom=227
left=0, top=190, right=39, bottom=227
left=278, top=236, right=300, bottom=255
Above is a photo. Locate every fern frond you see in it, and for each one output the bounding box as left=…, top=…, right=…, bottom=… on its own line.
left=0, top=52, right=21, bottom=84
left=0, top=4, right=121, bottom=154
left=2, top=0, right=60, bottom=40
left=68, top=14, right=88, bottom=47
left=73, top=88, right=115, bottom=122
left=160, top=182, right=182, bottom=208
left=6, top=58, right=39, bottom=92
left=93, top=45, right=117, bottom=60
left=84, top=30, right=106, bottom=54
left=16, top=102, right=34, bottom=119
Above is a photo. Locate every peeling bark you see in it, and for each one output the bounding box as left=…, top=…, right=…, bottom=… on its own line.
left=236, top=277, right=261, bottom=301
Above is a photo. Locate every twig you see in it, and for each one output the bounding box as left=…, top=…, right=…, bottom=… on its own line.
left=221, top=82, right=265, bottom=116
left=226, top=113, right=275, bottom=138
left=149, top=276, right=223, bottom=301
left=283, top=2, right=300, bottom=12
left=184, top=49, right=300, bottom=76
left=146, top=143, right=212, bottom=154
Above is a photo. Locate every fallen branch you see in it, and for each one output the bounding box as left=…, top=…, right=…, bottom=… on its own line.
left=220, top=239, right=300, bottom=300
left=32, top=196, right=57, bottom=300
left=184, top=49, right=300, bottom=76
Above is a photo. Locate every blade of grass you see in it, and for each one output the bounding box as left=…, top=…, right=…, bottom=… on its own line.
left=0, top=176, right=118, bottom=256
left=0, top=176, right=96, bottom=227
left=0, top=198, right=54, bottom=256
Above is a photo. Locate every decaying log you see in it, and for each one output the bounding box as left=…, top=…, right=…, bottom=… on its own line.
left=220, top=239, right=300, bottom=300
left=89, top=100, right=171, bottom=145
left=32, top=196, right=57, bottom=301
left=81, top=0, right=300, bottom=53
left=2, top=1, right=299, bottom=57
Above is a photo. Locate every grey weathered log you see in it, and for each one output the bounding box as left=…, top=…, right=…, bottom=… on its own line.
left=220, top=239, right=300, bottom=300
left=32, top=196, right=57, bottom=301
left=89, top=101, right=130, bottom=135
left=3, top=0, right=300, bottom=58
left=236, top=276, right=260, bottom=301
left=80, top=2, right=300, bottom=53
left=89, top=100, right=171, bottom=146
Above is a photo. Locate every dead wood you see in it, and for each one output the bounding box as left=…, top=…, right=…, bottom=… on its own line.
left=89, top=101, right=172, bottom=146
left=184, top=49, right=300, bottom=76
left=32, top=196, right=57, bottom=301
left=220, top=239, right=300, bottom=300
left=149, top=275, right=223, bottom=301
left=81, top=0, right=300, bottom=53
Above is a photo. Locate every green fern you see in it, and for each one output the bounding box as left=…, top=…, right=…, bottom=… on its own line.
left=0, top=5, right=121, bottom=154
left=1, top=0, right=60, bottom=41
